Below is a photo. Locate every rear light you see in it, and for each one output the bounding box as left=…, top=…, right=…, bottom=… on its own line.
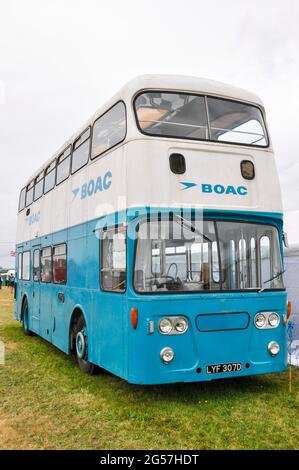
left=287, top=300, right=292, bottom=319
left=130, top=307, right=138, bottom=330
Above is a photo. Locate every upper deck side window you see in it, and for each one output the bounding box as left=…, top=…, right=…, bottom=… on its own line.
left=34, top=170, right=44, bottom=202
left=57, top=146, right=71, bottom=185
left=25, top=180, right=34, bottom=207
left=71, top=127, right=91, bottom=174
left=19, top=187, right=26, bottom=212
left=91, top=101, right=126, bottom=160
left=134, top=91, right=268, bottom=148
left=44, top=160, right=57, bottom=194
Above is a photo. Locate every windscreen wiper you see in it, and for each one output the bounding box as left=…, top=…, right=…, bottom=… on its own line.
left=258, top=269, right=285, bottom=293
left=174, top=215, right=212, bottom=243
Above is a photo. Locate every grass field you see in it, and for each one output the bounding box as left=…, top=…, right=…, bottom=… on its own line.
left=0, top=287, right=298, bottom=450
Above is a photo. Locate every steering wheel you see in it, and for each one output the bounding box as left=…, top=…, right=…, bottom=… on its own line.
left=167, top=263, right=178, bottom=279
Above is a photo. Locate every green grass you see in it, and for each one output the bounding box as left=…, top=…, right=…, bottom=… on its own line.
left=0, top=287, right=298, bottom=450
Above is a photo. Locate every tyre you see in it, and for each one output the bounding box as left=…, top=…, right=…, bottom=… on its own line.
left=22, top=298, right=34, bottom=336
left=73, top=315, right=97, bottom=376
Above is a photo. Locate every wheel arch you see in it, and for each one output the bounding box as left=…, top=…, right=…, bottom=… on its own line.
left=68, top=305, right=88, bottom=354
left=20, top=293, right=29, bottom=321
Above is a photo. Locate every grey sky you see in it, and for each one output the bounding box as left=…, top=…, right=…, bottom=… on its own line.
left=0, top=0, right=298, bottom=268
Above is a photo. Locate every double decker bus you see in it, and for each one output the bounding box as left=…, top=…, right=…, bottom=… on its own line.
left=15, top=75, right=289, bottom=384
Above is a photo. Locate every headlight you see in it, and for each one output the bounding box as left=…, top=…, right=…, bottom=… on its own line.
left=174, top=318, right=188, bottom=333
left=158, top=317, right=189, bottom=335
left=160, top=347, right=174, bottom=364
left=254, top=312, right=280, bottom=329
left=159, top=318, right=173, bottom=335
left=254, top=313, right=266, bottom=329
left=268, top=341, right=280, bottom=356
left=268, top=313, right=280, bottom=328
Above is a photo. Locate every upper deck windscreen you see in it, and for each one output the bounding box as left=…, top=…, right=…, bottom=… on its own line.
left=134, top=92, right=268, bottom=147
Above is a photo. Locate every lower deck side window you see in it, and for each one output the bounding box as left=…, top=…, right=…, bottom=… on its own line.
left=33, top=249, right=40, bottom=281
left=101, top=227, right=126, bottom=292
left=53, top=244, right=67, bottom=284
left=41, top=247, right=52, bottom=283
left=22, top=251, right=31, bottom=281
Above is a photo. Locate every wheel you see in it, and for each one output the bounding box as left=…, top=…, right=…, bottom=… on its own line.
left=74, top=315, right=97, bottom=376
left=22, top=298, right=34, bottom=336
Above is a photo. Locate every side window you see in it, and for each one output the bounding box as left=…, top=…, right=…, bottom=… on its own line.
left=25, top=181, right=34, bottom=207
left=91, top=102, right=126, bottom=160
left=41, top=247, right=52, bottom=283
left=56, top=147, right=71, bottom=185
left=18, top=253, right=23, bottom=280
left=212, top=241, right=220, bottom=283
left=34, top=171, right=44, bottom=201
left=44, top=161, right=56, bottom=194
left=19, top=188, right=26, bottom=212
left=71, top=128, right=90, bottom=174
left=260, top=235, right=271, bottom=285
left=101, top=227, right=126, bottom=292
left=22, top=251, right=31, bottom=281
left=250, top=237, right=257, bottom=287
left=53, top=244, right=67, bottom=284
left=238, top=238, right=248, bottom=289
left=33, top=250, right=40, bottom=282
left=151, top=240, right=163, bottom=275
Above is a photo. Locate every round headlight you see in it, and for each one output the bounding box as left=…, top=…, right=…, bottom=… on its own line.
left=268, top=341, right=280, bottom=356
left=159, top=318, right=173, bottom=335
left=268, top=313, right=280, bottom=328
left=175, top=318, right=188, bottom=334
left=160, top=347, right=174, bottom=364
left=255, top=313, right=266, bottom=329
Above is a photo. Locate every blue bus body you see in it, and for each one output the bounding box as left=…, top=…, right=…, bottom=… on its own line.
left=15, top=208, right=287, bottom=385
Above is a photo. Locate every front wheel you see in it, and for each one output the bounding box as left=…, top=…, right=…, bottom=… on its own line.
left=22, top=298, right=34, bottom=336
left=74, top=316, right=97, bottom=376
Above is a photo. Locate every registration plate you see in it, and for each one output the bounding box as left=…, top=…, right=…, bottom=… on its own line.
left=206, top=362, right=242, bottom=374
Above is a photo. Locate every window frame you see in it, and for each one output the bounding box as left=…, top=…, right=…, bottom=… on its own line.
left=19, top=187, right=26, bottom=212
left=56, top=146, right=72, bottom=186
left=33, top=249, right=41, bottom=282
left=41, top=246, right=53, bottom=284
left=133, top=90, right=269, bottom=149
left=100, top=225, right=127, bottom=294
left=91, top=101, right=127, bottom=161
left=18, top=252, right=23, bottom=280
left=25, top=180, right=35, bottom=208
left=71, top=127, right=91, bottom=175
left=52, top=243, right=67, bottom=285
left=34, top=171, right=45, bottom=202
left=44, top=160, right=57, bottom=195
left=22, top=251, right=31, bottom=281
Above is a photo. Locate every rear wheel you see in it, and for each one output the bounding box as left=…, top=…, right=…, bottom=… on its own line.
left=22, top=298, right=34, bottom=336
left=73, top=315, right=97, bottom=376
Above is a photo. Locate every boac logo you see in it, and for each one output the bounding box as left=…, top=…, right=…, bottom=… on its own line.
left=180, top=182, right=248, bottom=196
left=72, top=171, right=112, bottom=201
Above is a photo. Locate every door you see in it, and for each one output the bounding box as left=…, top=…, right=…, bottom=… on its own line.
left=31, top=248, right=41, bottom=334
left=51, top=244, right=68, bottom=351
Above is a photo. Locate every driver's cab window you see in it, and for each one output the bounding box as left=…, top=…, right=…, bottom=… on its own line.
left=101, top=227, right=126, bottom=292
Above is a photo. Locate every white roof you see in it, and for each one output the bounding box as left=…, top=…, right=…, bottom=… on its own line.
left=23, top=74, right=265, bottom=187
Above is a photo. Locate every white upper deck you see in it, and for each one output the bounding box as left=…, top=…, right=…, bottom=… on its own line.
left=24, top=75, right=267, bottom=186
left=17, top=75, right=282, bottom=245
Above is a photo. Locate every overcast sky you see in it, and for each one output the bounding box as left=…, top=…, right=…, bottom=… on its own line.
left=0, top=0, right=298, bottom=268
